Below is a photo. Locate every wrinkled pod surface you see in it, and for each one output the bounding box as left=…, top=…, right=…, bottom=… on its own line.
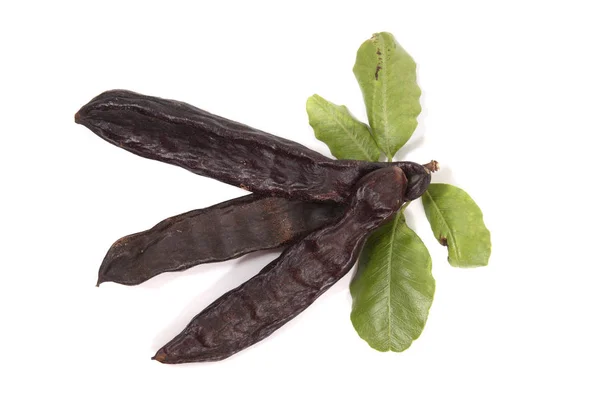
left=98, top=194, right=344, bottom=286
left=153, top=166, right=408, bottom=363
left=75, top=90, right=432, bottom=203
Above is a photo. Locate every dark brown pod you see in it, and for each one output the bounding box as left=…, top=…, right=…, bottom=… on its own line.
left=153, top=166, right=407, bottom=363
left=75, top=90, right=431, bottom=202
left=97, top=194, right=343, bottom=286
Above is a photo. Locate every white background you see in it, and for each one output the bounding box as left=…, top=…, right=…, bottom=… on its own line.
left=2, top=1, right=599, bottom=399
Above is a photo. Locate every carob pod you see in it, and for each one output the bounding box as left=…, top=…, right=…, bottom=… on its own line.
left=74, top=90, right=432, bottom=202
left=153, top=166, right=408, bottom=363
left=98, top=194, right=344, bottom=286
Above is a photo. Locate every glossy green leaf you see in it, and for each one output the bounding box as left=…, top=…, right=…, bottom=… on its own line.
left=350, top=213, right=435, bottom=352
left=353, top=32, right=421, bottom=160
left=306, top=94, right=381, bottom=162
left=422, top=184, right=491, bottom=267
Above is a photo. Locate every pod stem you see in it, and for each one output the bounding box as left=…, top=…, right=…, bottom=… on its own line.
left=423, top=160, right=439, bottom=173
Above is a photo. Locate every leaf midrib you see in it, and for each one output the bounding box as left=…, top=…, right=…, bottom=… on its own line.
left=373, top=36, right=392, bottom=159
left=424, top=190, right=461, bottom=262
left=385, top=213, right=401, bottom=351
left=381, top=38, right=392, bottom=159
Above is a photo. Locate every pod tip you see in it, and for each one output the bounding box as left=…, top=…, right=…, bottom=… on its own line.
left=152, top=349, right=167, bottom=363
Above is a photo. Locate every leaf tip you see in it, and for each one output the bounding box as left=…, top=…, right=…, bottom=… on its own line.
left=438, top=236, right=448, bottom=246
left=306, top=95, right=320, bottom=121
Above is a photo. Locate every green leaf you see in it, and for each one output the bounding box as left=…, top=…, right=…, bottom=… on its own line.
left=306, top=94, right=381, bottom=162
left=350, top=213, right=435, bottom=352
left=422, top=184, right=491, bottom=267
left=353, top=32, right=421, bottom=160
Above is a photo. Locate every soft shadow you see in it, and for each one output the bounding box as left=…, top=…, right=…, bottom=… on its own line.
left=394, top=136, right=425, bottom=160
left=151, top=249, right=282, bottom=349
left=135, top=259, right=229, bottom=289
left=403, top=207, right=419, bottom=231
left=395, top=84, right=428, bottom=160
left=431, top=165, right=457, bottom=185
left=233, top=248, right=283, bottom=266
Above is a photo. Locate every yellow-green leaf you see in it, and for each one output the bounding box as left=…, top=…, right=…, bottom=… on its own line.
left=350, top=213, right=435, bottom=352
left=422, top=184, right=491, bottom=267
left=306, top=94, right=381, bottom=161
left=353, top=32, right=421, bottom=160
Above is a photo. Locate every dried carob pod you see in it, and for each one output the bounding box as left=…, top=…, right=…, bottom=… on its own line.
left=74, top=90, right=432, bottom=202
left=153, top=166, right=408, bottom=363
left=98, top=194, right=344, bottom=286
